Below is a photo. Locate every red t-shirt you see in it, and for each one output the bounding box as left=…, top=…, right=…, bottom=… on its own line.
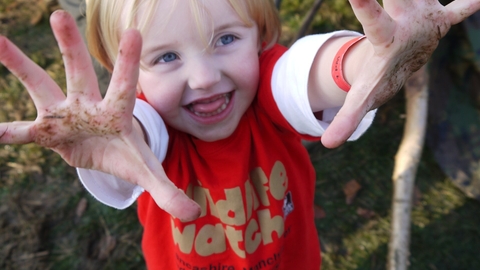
left=137, top=44, right=321, bottom=270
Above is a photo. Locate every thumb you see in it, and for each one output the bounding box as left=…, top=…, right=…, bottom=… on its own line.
left=321, top=95, right=370, bottom=149
left=147, top=173, right=201, bottom=222
left=114, top=138, right=202, bottom=222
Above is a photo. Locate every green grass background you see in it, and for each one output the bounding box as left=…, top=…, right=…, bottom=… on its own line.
left=1, top=0, right=479, bottom=269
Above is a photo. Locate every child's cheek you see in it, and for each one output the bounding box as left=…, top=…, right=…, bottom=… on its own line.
left=244, top=58, right=260, bottom=93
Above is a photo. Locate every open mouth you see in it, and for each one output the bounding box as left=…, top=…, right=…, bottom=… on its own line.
left=186, top=92, right=232, bottom=117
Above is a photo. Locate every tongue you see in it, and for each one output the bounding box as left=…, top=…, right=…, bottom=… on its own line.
left=191, top=96, right=227, bottom=113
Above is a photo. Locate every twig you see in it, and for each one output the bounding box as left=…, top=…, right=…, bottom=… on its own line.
left=275, top=0, right=283, bottom=10
left=388, top=65, right=429, bottom=270
left=291, top=0, right=324, bottom=45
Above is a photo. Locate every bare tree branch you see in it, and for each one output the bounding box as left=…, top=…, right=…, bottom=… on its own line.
left=291, top=0, right=324, bottom=45
left=275, top=0, right=283, bottom=10
left=388, top=65, right=429, bottom=270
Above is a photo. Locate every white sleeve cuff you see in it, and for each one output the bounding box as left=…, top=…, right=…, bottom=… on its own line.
left=77, top=99, right=169, bottom=209
left=272, top=31, right=376, bottom=141
left=76, top=169, right=144, bottom=209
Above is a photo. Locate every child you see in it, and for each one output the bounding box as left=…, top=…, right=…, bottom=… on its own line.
left=0, top=0, right=478, bottom=269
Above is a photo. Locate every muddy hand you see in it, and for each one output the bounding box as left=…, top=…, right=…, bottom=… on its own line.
left=0, top=10, right=200, bottom=221
left=321, top=0, right=480, bottom=148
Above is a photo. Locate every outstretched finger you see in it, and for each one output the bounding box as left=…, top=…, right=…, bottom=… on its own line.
left=349, top=0, right=396, bottom=45
left=381, top=0, right=410, bottom=16
left=446, top=0, right=480, bottom=25
left=0, top=36, right=65, bottom=109
left=0, top=122, right=35, bottom=145
left=49, top=10, right=100, bottom=102
left=103, top=29, right=142, bottom=117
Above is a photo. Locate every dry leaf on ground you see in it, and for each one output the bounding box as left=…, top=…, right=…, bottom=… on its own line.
left=343, top=179, right=362, bottom=205
left=356, top=207, right=376, bottom=219
left=314, top=204, right=326, bottom=219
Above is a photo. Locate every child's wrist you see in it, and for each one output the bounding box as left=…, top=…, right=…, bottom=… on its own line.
left=331, top=36, right=366, bottom=92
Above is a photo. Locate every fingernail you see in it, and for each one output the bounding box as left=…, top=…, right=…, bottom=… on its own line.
left=178, top=202, right=201, bottom=222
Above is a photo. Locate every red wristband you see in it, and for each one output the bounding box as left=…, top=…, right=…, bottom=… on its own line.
left=331, top=36, right=366, bottom=92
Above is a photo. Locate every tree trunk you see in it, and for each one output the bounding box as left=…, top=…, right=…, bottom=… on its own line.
left=388, top=66, right=429, bottom=270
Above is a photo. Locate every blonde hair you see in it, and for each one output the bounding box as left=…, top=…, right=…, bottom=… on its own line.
left=86, top=0, right=281, bottom=72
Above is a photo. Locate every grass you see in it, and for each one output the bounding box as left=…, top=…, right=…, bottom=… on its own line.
left=0, top=1, right=144, bottom=269
left=312, top=94, right=480, bottom=269
left=1, top=0, right=480, bottom=269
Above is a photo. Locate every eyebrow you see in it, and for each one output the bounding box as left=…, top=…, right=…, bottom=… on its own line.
left=142, top=20, right=250, bottom=57
left=215, top=20, right=251, bottom=32
left=142, top=44, right=170, bottom=58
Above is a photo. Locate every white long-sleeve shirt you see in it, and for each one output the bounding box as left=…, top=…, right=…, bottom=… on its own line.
left=77, top=31, right=376, bottom=209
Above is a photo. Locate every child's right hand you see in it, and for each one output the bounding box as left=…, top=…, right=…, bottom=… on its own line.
left=0, top=10, right=201, bottom=221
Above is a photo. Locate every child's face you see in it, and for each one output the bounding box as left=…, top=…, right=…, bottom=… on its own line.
left=135, top=0, right=260, bottom=142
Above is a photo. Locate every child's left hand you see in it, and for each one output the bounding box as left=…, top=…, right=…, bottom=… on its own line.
left=321, top=0, right=480, bottom=148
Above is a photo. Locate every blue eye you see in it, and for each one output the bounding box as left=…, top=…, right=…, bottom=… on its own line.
left=217, top=35, right=236, bottom=46
left=157, top=52, right=178, bottom=63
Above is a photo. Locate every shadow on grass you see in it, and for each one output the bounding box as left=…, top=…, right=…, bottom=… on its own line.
left=311, top=93, right=480, bottom=270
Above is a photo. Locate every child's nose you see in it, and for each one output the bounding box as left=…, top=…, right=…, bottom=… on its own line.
left=187, top=57, right=221, bottom=91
